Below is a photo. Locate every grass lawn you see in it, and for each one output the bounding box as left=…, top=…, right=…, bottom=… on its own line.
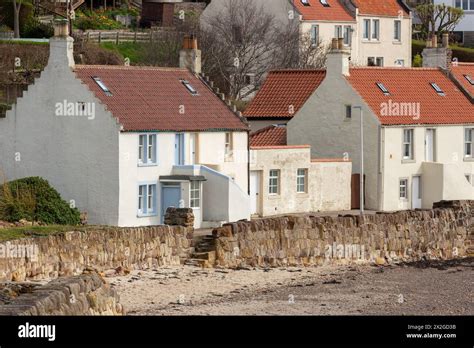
left=100, top=42, right=145, bottom=63
left=0, top=225, right=92, bottom=242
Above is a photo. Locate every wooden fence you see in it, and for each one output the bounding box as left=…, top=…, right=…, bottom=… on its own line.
left=76, top=30, right=180, bottom=44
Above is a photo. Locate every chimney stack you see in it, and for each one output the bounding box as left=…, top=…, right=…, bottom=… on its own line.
left=47, top=19, right=75, bottom=70
left=179, top=35, right=201, bottom=75
left=422, top=34, right=452, bottom=70
left=326, top=39, right=350, bottom=77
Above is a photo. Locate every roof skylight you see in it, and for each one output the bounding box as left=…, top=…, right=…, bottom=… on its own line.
left=464, top=74, right=474, bottom=85
left=430, top=82, right=445, bottom=96
left=181, top=80, right=199, bottom=96
left=92, top=76, right=112, bottom=96
left=320, top=0, right=330, bottom=7
left=301, top=0, right=310, bottom=6
left=376, top=82, right=390, bottom=96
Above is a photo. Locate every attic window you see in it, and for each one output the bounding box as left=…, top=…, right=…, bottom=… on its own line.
left=430, top=82, right=445, bottom=96
left=181, top=79, right=199, bottom=96
left=376, top=82, right=390, bottom=96
left=301, top=0, right=310, bottom=6
left=464, top=74, right=474, bottom=85
left=92, top=77, right=112, bottom=96
left=320, top=0, right=330, bottom=7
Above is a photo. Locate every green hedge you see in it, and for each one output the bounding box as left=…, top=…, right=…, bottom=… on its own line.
left=0, top=177, right=81, bottom=225
left=413, top=40, right=474, bottom=63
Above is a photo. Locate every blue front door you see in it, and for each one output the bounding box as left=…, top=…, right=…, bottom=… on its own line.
left=175, top=133, right=185, bottom=165
left=161, top=185, right=181, bottom=223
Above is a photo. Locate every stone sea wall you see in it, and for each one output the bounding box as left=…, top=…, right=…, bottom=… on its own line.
left=0, top=225, right=193, bottom=282
left=0, top=271, right=123, bottom=315
left=213, top=201, right=473, bottom=268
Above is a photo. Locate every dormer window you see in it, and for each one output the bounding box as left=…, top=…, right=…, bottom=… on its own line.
left=181, top=79, right=199, bottom=96
left=92, top=76, right=112, bottom=96
left=320, top=0, right=330, bottom=7
left=301, top=0, right=310, bottom=6
left=430, top=82, right=445, bottom=96
left=464, top=74, right=474, bottom=85
left=376, top=82, right=390, bottom=96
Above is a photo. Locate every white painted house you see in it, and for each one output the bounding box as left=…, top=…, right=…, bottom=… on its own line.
left=434, top=0, right=474, bottom=46
left=287, top=46, right=474, bottom=211
left=0, top=21, right=250, bottom=228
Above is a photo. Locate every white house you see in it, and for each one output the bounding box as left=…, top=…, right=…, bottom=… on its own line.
left=287, top=44, right=474, bottom=211
left=295, top=0, right=413, bottom=67
left=434, top=0, right=474, bottom=46
left=0, top=21, right=250, bottom=228
left=249, top=125, right=352, bottom=216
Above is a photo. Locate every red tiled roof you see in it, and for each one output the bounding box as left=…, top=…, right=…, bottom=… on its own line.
left=243, top=70, right=326, bottom=119
left=74, top=65, right=248, bottom=132
left=346, top=67, right=474, bottom=125
left=451, top=63, right=474, bottom=97
left=292, top=0, right=354, bottom=21
left=250, top=125, right=287, bottom=147
left=352, top=0, right=409, bottom=17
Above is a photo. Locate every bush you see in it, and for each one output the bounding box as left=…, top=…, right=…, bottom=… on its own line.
left=0, top=177, right=81, bottom=225
left=413, top=54, right=423, bottom=67
left=412, top=40, right=474, bottom=63
left=75, top=10, right=124, bottom=30
left=20, top=17, right=53, bottom=38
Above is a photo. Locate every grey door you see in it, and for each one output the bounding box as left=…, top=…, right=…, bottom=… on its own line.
left=161, top=185, right=181, bottom=223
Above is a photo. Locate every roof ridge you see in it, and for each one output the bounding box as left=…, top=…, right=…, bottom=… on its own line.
left=75, top=65, right=188, bottom=71
left=250, top=124, right=285, bottom=137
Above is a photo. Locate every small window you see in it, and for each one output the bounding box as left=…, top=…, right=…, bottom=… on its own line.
left=310, top=25, right=319, bottom=46
left=297, top=169, right=308, bottom=193
left=403, top=129, right=414, bottom=160
left=92, top=77, right=112, bottom=96
left=225, top=132, right=233, bottom=158
left=335, top=25, right=342, bottom=39
left=465, top=128, right=473, bottom=158
left=376, top=57, right=384, bottom=67
left=345, top=105, right=352, bottom=119
left=138, top=134, right=157, bottom=165
left=376, top=82, right=390, bottom=96
left=343, top=26, right=352, bottom=46
left=464, top=74, right=474, bottom=85
left=372, top=19, right=380, bottom=40
left=368, top=57, right=375, bottom=66
left=430, top=82, right=445, bottom=96
left=394, top=20, right=401, bottom=41
left=399, top=179, right=408, bottom=199
left=320, top=0, right=330, bottom=7
left=269, top=169, right=280, bottom=195
left=395, top=59, right=405, bottom=67
left=363, top=19, right=370, bottom=40
left=190, top=181, right=200, bottom=208
left=138, top=184, right=157, bottom=216
left=181, top=80, right=198, bottom=95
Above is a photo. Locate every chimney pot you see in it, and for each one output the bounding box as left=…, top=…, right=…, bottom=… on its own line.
left=331, top=38, right=338, bottom=50
left=337, top=37, right=344, bottom=49
left=53, top=19, right=69, bottom=37
left=442, top=33, right=449, bottom=48
left=431, top=35, right=438, bottom=48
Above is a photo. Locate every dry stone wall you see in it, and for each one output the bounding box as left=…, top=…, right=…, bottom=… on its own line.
left=213, top=201, right=473, bottom=268
left=0, top=271, right=123, bottom=315
left=0, top=225, right=193, bottom=282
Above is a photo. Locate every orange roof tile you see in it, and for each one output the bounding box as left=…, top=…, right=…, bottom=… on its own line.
left=352, top=0, right=409, bottom=17
left=292, top=0, right=354, bottom=21
left=75, top=65, right=248, bottom=132
left=451, top=63, right=474, bottom=98
left=243, top=70, right=326, bottom=119
left=346, top=67, right=474, bottom=125
left=250, top=125, right=287, bottom=146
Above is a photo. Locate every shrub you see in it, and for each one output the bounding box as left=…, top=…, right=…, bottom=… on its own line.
left=412, top=40, right=474, bottom=63
left=0, top=177, right=80, bottom=225
left=413, top=54, right=423, bottom=67
left=20, top=17, right=53, bottom=38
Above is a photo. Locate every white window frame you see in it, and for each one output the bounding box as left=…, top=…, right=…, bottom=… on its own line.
left=335, top=25, right=343, bottom=39
left=138, top=133, right=157, bottom=165
left=190, top=181, right=201, bottom=208
left=343, top=25, right=352, bottom=46
left=269, top=169, right=280, bottom=195
left=138, top=183, right=157, bottom=216
left=403, top=129, right=414, bottom=160
left=296, top=169, right=307, bottom=193
left=394, top=20, right=402, bottom=41
left=363, top=19, right=371, bottom=40
left=372, top=19, right=380, bottom=40
left=310, top=25, right=319, bottom=46
left=225, top=132, right=233, bottom=159
left=465, top=128, right=473, bottom=158
left=399, top=179, right=408, bottom=200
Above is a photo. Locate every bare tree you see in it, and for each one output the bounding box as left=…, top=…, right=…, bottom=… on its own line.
left=12, top=0, right=29, bottom=38
left=273, top=20, right=328, bottom=69
left=200, top=0, right=277, bottom=100
left=417, top=3, right=464, bottom=40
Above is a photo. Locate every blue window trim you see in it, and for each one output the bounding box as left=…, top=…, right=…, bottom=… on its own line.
left=137, top=182, right=158, bottom=217
left=174, top=133, right=185, bottom=166
left=138, top=134, right=158, bottom=166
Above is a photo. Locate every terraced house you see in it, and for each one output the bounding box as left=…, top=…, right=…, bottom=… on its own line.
left=0, top=21, right=250, bottom=228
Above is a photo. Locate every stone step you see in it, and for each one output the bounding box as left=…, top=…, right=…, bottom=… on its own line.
left=192, top=251, right=216, bottom=263
left=184, top=258, right=211, bottom=268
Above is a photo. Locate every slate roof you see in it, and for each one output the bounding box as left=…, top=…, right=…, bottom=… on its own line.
left=74, top=65, right=249, bottom=132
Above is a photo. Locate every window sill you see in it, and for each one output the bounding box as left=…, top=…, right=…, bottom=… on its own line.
left=137, top=212, right=158, bottom=218
left=138, top=162, right=158, bottom=167
left=464, top=157, right=474, bottom=162
left=362, top=40, right=380, bottom=44
left=392, top=41, right=402, bottom=44
left=401, top=159, right=415, bottom=163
